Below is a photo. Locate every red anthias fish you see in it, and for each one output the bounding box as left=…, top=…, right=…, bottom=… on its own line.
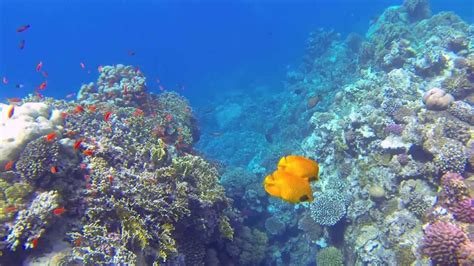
left=16, top=24, right=30, bottom=33
left=104, top=111, right=113, bottom=122
left=52, top=207, right=66, bottom=215
left=36, top=61, right=43, bottom=72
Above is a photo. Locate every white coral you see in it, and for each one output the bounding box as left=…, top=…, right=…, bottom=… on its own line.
left=0, top=103, right=63, bottom=165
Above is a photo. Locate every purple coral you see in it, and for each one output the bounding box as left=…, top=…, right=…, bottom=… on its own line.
left=458, top=242, right=474, bottom=266
left=422, top=221, right=467, bottom=265
left=441, top=172, right=468, bottom=201
left=449, top=198, right=474, bottom=223
left=384, top=123, right=404, bottom=135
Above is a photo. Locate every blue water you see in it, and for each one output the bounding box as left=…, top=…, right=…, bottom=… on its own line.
left=1, top=0, right=472, bottom=106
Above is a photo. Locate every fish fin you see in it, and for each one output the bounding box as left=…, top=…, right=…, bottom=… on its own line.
left=299, top=195, right=310, bottom=202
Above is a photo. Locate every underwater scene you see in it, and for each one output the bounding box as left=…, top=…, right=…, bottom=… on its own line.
left=0, top=0, right=473, bottom=265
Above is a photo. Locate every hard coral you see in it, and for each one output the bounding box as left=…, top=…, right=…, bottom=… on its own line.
left=316, top=246, right=344, bottom=266
left=310, top=193, right=347, bottom=226
left=458, top=242, right=474, bottom=266
left=16, top=136, right=60, bottom=184
left=449, top=198, right=474, bottom=223
left=422, top=221, right=467, bottom=265
left=422, top=88, right=454, bottom=111
left=441, top=172, right=469, bottom=201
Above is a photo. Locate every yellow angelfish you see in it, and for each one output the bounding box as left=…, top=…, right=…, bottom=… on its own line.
left=263, top=155, right=319, bottom=204
left=264, top=170, right=314, bottom=204
left=277, top=155, right=319, bottom=182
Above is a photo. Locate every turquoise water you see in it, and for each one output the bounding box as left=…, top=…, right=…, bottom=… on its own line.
left=0, top=0, right=473, bottom=265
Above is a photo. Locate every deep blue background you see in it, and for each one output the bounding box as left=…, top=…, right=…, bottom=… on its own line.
left=0, top=0, right=472, bottom=105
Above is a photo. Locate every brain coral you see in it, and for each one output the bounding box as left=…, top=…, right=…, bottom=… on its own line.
left=449, top=198, right=474, bottom=223
left=310, top=193, right=346, bottom=226
left=422, top=88, right=454, bottom=110
left=422, top=221, right=467, bottom=265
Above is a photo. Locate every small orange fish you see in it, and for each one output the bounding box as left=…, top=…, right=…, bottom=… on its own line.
left=61, top=112, right=68, bottom=119
left=80, top=163, right=88, bottom=170
left=74, top=105, right=84, bottom=114
left=74, top=237, right=83, bottom=246
left=98, top=65, right=103, bottom=73
left=52, top=207, right=66, bottom=215
left=108, top=175, right=113, bottom=183
left=31, top=238, right=38, bottom=248
left=7, top=105, right=14, bottom=118
left=4, top=160, right=14, bottom=171
left=42, top=71, right=49, bottom=78
left=7, top=98, right=21, bottom=103
left=36, top=61, right=43, bottom=72
left=82, top=149, right=94, bottom=156
left=80, top=62, right=86, bottom=69
left=104, top=111, right=113, bottom=122
left=87, top=105, right=96, bottom=112
left=50, top=166, right=58, bottom=174
left=133, top=108, right=144, bottom=117
left=38, top=81, right=47, bottom=90
left=3, top=205, right=17, bottom=213
left=66, top=130, right=77, bottom=137
left=45, top=132, right=57, bottom=142
left=2, top=77, right=8, bottom=84
left=165, top=114, right=173, bottom=122
left=73, top=139, right=83, bottom=150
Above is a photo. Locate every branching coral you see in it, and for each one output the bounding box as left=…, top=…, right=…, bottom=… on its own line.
left=310, top=193, right=347, bottom=226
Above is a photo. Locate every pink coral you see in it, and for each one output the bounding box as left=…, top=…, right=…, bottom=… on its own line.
left=441, top=172, right=468, bottom=201
left=449, top=198, right=474, bottom=223
left=422, top=88, right=454, bottom=110
left=458, top=242, right=474, bottom=266
left=422, top=221, right=467, bottom=265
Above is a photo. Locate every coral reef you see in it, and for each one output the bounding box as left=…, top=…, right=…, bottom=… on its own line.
left=422, top=221, right=468, bottom=265
left=316, top=246, right=344, bottom=266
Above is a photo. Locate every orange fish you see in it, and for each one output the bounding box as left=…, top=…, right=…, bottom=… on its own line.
left=74, top=105, right=84, bottom=114
left=80, top=62, right=86, bottom=69
left=50, top=166, right=58, bottom=174
left=74, top=237, right=83, bottom=247
left=98, top=65, right=103, bottom=73
left=104, top=111, right=113, bottom=122
left=52, top=207, right=66, bottom=215
left=3, top=205, right=17, bottom=213
left=165, top=114, right=173, bottom=122
left=19, top=39, right=25, bottom=50
left=82, top=149, right=94, bottom=156
left=7, top=105, right=14, bottom=118
left=42, top=71, right=49, bottom=78
left=66, top=130, right=77, bottom=137
left=88, top=105, right=97, bottom=112
left=108, top=175, right=113, bottom=183
left=133, top=108, right=144, bottom=117
left=4, top=160, right=14, bottom=171
left=45, top=132, right=57, bottom=142
left=38, top=81, right=47, bottom=90
left=31, top=238, right=38, bottom=248
left=263, top=170, right=314, bottom=204
left=7, top=98, right=21, bottom=104
left=277, top=155, right=319, bottom=182
left=61, top=112, right=68, bottom=119
left=36, top=61, right=43, bottom=72
left=2, top=77, right=8, bottom=84
left=16, top=24, right=30, bottom=32
left=73, top=139, right=83, bottom=150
